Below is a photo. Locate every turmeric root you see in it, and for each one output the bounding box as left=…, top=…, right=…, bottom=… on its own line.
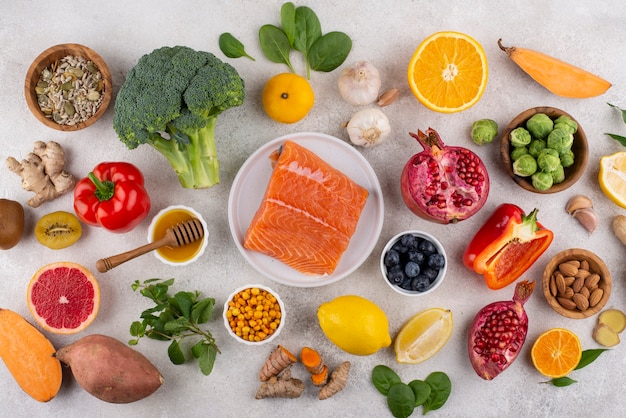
left=6, top=141, right=75, bottom=208
left=259, top=345, right=298, bottom=381
left=255, top=367, right=304, bottom=399
left=319, top=361, right=351, bottom=400
left=311, top=364, right=329, bottom=387
left=300, top=346, right=328, bottom=386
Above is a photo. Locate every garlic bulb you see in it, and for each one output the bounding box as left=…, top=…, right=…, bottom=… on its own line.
left=346, top=108, right=391, bottom=147
left=338, top=61, right=381, bottom=106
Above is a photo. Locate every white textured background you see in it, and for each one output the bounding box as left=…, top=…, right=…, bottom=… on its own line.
left=1, top=1, right=625, bottom=417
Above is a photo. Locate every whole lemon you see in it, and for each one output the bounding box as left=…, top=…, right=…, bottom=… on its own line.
left=262, top=73, right=315, bottom=124
left=317, top=295, right=391, bottom=356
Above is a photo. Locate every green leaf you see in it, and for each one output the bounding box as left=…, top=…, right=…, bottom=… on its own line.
left=575, top=348, right=609, bottom=370
left=608, top=102, right=626, bottom=124
left=199, top=344, right=217, bottom=376
left=547, top=376, right=578, bottom=387
left=218, top=32, right=255, bottom=61
left=191, top=298, right=215, bottom=324
left=174, top=291, right=194, bottom=320
left=308, top=31, right=352, bottom=72
left=423, top=372, right=451, bottom=415
left=387, top=383, right=416, bottom=418
left=259, top=24, right=295, bottom=73
left=606, top=133, right=626, bottom=147
left=128, top=339, right=139, bottom=346
left=371, top=365, right=402, bottom=396
left=293, top=6, right=321, bottom=54
left=129, top=321, right=145, bottom=337
left=167, top=340, right=186, bottom=365
left=280, top=2, right=296, bottom=47
left=164, top=317, right=191, bottom=333
left=408, top=379, right=431, bottom=407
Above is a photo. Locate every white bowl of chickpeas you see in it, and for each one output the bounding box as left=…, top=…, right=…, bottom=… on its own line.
left=223, top=284, right=285, bottom=345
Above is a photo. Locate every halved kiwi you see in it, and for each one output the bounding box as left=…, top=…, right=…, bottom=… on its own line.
left=35, top=211, right=82, bottom=250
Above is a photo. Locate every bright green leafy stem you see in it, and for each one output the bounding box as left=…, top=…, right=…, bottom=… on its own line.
left=544, top=348, right=609, bottom=387
left=218, top=33, right=255, bottom=61
left=129, top=278, right=220, bottom=376
left=606, top=103, right=626, bottom=145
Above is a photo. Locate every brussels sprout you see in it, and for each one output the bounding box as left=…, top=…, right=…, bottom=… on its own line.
left=560, top=149, right=575, bottom=168
left=537, top=148, right=561, bottom=172
left=551, top=164, right=565, bottom=184
left=553, top=115, right=578, bottom=134
left=471, top=119, right=498, bottom=145
left=526, top=113, right=554, bottom=140
left=547, top=128, right=574, bottom=154
left=510, top=146, right=529, bottom=161
left=531, top=171, right=554, bottom=191
left=509, top=127, right=532, bottom=147
left=513, top=154, right=538, bottom=177
left=528, top=139, right=547, bottom=158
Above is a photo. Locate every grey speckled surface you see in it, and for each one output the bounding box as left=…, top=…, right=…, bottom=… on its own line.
left=1, top=1, right=625, bottom=417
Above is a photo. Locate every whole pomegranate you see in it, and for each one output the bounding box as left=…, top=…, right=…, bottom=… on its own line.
left=400, top=128, right=490, bottom=224
left=468, top=280, right=534, bottom=380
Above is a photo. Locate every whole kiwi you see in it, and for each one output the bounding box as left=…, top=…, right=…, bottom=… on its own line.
left=0, top=198, right=24, bottom=250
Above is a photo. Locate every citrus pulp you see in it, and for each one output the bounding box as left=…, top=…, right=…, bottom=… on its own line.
left=599, top=151, right=626, bottom=208
left=317, top=295, right=391, bottom=356
left=27, top=262, right=100, bottom=334
left=531, top=328, right=582, bottom=378
left=262, top=73, right=315, bottom=124
left=394, top=308, right=453, bottom=364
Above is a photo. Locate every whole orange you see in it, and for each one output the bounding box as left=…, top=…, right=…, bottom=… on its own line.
left=262, top=73, right=315, bottom=124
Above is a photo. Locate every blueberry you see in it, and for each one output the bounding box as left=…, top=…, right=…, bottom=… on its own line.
left=408, top=250, right=425, bottom=265
left=400, top=234, right=418, bottom=250
left=387, top=267, right=405, bottom=285
left=428, top=253, right=445, bottom=269
left=418, top=239, right=436, bottom=255
left=384, top=249, right=401, bottom=267
left=400, top=277, right=414, bottom=290
left=423, top=267, right=439, bottom=282
left=404, top=261, right=421, bottom=278
left=391, top=241, right=408, bottom=254
left=411, top=275, right=431, bottom=292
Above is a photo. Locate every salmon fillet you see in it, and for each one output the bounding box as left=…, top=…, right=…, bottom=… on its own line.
left=243, top=140, right=369, bottom=276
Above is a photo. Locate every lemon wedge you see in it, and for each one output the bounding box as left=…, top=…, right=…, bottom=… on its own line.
left=394, top=308, right=453, bottom=364
left=599, top=151, right=626, bottom=208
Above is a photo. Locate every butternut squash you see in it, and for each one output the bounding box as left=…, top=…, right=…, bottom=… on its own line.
left=498, top=39, right=611, bottom=98
left=0, top=308, right=62, bottom=402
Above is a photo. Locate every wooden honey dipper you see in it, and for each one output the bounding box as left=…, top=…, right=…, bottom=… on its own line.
left=96, top=218, right=205, bottom=273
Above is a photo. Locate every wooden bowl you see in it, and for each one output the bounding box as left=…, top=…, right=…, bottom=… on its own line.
left=24, top=44, right=112, bottom=131
left=542, top=248, right=611, bottom=319
left=500, top=106, right=588, bottom=193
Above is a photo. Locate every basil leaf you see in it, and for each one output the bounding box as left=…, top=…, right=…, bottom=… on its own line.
left=259, top=24, right=295, bottom=73
left=575, top=348, right=609, bottom=370
left=167, top=340, right=186, bottom=365
left=423, top=372, right=451, bottom=414
left=280, top=2, right=296, bottom=47
left=606, top=133, right=626, bottom=147
left=293, top=6, right=321, bottom=54
left=218, top=33, right=255, bottom=61
left=372, top=365, right=402, bottom=396
left=548, top=376, right=578, bottom=387
left=408, top=379, right=431, bottom=407
left=191, top=297, right=215, bottom=324
left=308, top=31, right=352, bottom=72
left=387, top=383, right=416, bottom=418
left=608, top=102, right=626, bottom=124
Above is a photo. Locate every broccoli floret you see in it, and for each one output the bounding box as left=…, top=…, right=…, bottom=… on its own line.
left=113, top=46, right=245, bottom=188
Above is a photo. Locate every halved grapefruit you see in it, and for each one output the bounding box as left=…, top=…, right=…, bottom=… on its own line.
left=27, top=262, right=100, bottom=334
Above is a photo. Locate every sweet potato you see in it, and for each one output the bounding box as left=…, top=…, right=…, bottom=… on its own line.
left=0, top=308, right=62, bottom=402
left=55, top=334, right=163, bottom=403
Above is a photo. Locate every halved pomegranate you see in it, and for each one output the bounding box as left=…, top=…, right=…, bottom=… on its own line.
left=400, top=128, right=490, bottom=224
left=468, top=280, right=535, bottom=380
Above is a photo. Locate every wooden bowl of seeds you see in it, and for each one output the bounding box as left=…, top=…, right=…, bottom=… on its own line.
left=24, top=44, right=112, bottom=131
left=542, top=248, right=611, bottom=319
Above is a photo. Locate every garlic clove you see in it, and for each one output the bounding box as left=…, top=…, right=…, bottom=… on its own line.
left=377, top=88, right=400, bottom=107
left=571, top=207, right=598, bottom=233
left=338, top=61, right=381, bottom=106
left=566, top=195, right=593, bottom=214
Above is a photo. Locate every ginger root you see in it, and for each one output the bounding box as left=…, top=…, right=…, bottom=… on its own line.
left=319, top=361, right=350, bottom=400
left=6, top=141, right=75, bottom=208
left=255, top=367, right=304, bottom=399
left=259, top=345, right=298, bottom=382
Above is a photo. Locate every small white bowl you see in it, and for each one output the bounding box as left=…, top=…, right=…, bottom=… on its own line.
left=223, top=284, right=285, bottom=346
left=380, top=230, right=447, bottom=296
left=147, top=205, right=209, bottom=266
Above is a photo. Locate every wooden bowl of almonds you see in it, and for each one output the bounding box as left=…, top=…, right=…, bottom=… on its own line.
left=542, top=248, right=611, bottom=319
left=24, top=44, right=112, bottom=131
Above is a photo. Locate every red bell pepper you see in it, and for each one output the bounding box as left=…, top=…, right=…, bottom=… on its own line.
left=73, top=162, right=151, bottom=233
left=463, top=203, right=553, bottom=290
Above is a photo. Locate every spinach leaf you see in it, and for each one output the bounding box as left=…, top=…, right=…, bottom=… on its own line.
left=387, top=383, right=416, bottom=418
left=280, top=2, right=296, bottom=47
left=293, top=6, right=322, bottom=78
left=259, top=24, right=295, bottom=73
left=408, top=379, right=431, bottom=407
left=308, top=31, right=352, bottom=72
left=575, top=348, right=609, bottom=370
left=423, top=372, right=451, bottom=414
left=218, top=33, right=255, bottom=61
left=372, top=365, right=402, bottom=396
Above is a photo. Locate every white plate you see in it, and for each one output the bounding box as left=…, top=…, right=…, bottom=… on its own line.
left=228, top=132, right=384, bottom=288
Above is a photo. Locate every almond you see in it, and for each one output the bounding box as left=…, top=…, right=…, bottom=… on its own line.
left=563, top=260, right=581, bottom=268
left=579, top=286, right=590, bottom=299
left=584, top=273, right=600, bottom=289
left=558, top=262, right=578, bottom=277
left=573, top=293, right=589, bottom=311
left=574, top=269, right=590, bottom=280
left=559, top=287, right=574, bottom=299
left=580, top=260, right=590, bottom=271
left=572, top=276, right=585, bottom=293
left=555, top=273, right=567, bottom=295
left=558, top=297, right=577, bottom=310
left=589, top=288, right=604, bottom=307
left=563, top=276, right=575, bottom=287
left=549, top=275, right=558, bottom=297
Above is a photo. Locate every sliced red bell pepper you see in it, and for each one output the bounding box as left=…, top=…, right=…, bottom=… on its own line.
left=73, top=162, right=151, bottom=233
left=463, top=203, right=553, bottom=290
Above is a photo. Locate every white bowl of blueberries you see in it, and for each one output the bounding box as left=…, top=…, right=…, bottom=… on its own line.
left=380, top=231, right=447, bottom=296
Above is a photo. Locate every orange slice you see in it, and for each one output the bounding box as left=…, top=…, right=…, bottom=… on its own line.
left=407, top=31, right=488, bottom=113
left=531, top=328, right=582, bottom=378
left=599, top=151, right=626, bottom=208
left=27, top=262, right=100, bottom=334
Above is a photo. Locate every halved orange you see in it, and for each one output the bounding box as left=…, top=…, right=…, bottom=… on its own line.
left=531, top=328, right=582, bottom=378
left=599, top=151, right=626, bottom=208
left=407, top=31, right=488, bottom=113
left=27, top=262, right=100, bottom=334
